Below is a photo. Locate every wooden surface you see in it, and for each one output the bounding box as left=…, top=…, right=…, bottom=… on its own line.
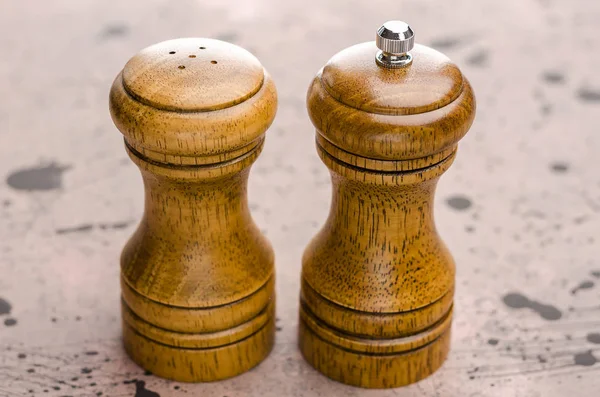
left=109, top=38, right=278, bottom=381
left=1, top=0, right=599, bottom=396
left=307, top=45, right=475, bottom=162
left=320, top=43, right=463, bottom=116
left=300, top=42, right=475, bottom=388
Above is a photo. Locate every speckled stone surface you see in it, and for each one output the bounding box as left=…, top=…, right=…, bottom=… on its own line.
left=1, top=0, right=599, bottom=396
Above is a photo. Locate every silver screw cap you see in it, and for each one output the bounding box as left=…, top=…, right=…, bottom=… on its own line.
left=376, top=21, right=415, bottom=68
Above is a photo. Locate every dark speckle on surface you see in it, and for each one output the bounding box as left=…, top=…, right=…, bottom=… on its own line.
left=447, top=195, right=473, bottom=211
left=574, top=351, right=597, bottom=366
left=134, top=380, right=160, bottom=397
left=430, top=37, right=465, bottom=50
left=550, top=162, right=569, bottom=173
left=503, top=293, right=529, bottom=308
left=571, top=280, right=594, bottom=295
left=56, top=224, right=94, bottom=235
left=216, top=32, right=239, bottom=43
left=85, top=351, right=98, bottom=356
left=537, top=355, right=547, bottom=364
left=81, top=367, right=93, bottom=374
left=466, top=49, right=489, bottom=66
left=0, top=298, right=11, bottom=315
left=542, top=71, right=565, bottom=84
left=591, top=270, right=600, bottom=278
left=4, top=318, right=17, bottom=326
left=98, top=221, right=132, bottom=230
left=57, top=221, right=132, bottom=235
left=577, top=88, right=600, bottom=102
left=487, top=338, right=499, bottom=346
left=587, top=333, right=600, bottom=344
left=18, top=353, right=26, bottom=359
left=541, top=103, right=552, bottom=115
left=503, top=292, right=562, bottom=320
left=100, top=23, right=129, bottom=39
left=6, top=163, right=70, bottom=191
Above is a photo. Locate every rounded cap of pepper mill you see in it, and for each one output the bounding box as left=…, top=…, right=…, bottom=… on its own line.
left=109, top=38, right=277, bottom=165
left=307, top=21, right=475, bottom=166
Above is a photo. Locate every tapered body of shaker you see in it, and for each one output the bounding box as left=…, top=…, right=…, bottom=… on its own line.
left=109, top=38, right=277, bottom=382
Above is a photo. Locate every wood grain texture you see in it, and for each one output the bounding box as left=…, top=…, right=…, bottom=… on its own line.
left=300, top=41, right=476, bottom=388
left=307, top=42, right=475, bottom=162
left=109, top=38, right=277, bottom=382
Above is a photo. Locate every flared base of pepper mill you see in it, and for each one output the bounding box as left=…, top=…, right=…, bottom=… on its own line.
left=299, top=304, right=452, bottom=388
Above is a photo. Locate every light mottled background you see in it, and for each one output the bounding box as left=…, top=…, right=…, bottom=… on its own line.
left=1, top=0, right=599, bottom=396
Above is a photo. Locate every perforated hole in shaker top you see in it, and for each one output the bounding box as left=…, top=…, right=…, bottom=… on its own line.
left=121, top=39, right=264, bottom=112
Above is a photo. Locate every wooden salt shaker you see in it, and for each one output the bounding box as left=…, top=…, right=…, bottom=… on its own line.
left=299, top=21, right=476, bottom=388
left=109, top=38, right=277, bottom=382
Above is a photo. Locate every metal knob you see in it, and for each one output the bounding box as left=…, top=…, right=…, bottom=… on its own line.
left=376, top=21, right=415, bottom=68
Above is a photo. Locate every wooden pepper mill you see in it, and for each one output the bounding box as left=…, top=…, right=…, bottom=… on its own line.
left=299, top=21, right=476, bottom=388
left=109, top=38, right=277, bottom=382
